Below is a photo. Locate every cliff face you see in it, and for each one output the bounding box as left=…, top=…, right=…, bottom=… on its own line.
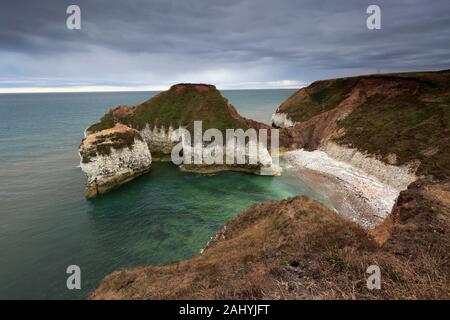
left=275, top=70, right=450, bottom=181
left=91, top=185, right=450, bottom=299
left=79, top=83, right=281, bottom=197
left=273, top=70, right=450, bottom=231
left=79, top=124, right=151, bottom=198
left=84, top=83, right=278, bottom=174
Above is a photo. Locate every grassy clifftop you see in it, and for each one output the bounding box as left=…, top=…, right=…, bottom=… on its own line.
left=278, top=70, right=450, bottom=180
left=277, top=70, right=450, bottom=123
left=277, top=77, right=359, bottom=122
left=132, top=84, right=248, bottom=131
left=80, top=125, right=143, bottom=163
left=87, top=84, right=249, bottom=134
left=337, top=71, right=450, bottom=180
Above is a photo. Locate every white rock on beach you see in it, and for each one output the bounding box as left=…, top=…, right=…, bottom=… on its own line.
left=271, top=112, right=296, bottom=128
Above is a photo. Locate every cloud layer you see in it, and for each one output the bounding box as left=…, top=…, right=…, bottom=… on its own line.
left=1, top=0, right=449, bottom=92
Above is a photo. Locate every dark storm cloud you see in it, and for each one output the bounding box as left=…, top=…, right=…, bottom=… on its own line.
left=0, top=0, right=449, bottom=90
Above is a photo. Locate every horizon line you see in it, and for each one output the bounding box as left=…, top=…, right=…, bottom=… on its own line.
left=0, top=86, right=303, bottom=94
left=0, top=81, right=306, bottom=94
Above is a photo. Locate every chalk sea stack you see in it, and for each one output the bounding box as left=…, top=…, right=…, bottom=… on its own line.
left=79, top=124, right=152, bottom=198
left=86, top=84, right=271, bottom=155
left=80, top=83, right=279, bottom=198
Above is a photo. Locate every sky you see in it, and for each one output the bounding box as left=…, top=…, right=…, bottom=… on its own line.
left=0, top=0, right=449, bottom=93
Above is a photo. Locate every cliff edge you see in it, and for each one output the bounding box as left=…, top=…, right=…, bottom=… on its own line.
left=91, top=183, right=449, bottom=299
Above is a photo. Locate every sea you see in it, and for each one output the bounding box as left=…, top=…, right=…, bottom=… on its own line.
left=0, top=89, right=331, bottom=299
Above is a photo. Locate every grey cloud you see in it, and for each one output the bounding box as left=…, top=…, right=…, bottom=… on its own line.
left=0, top=0, right=449, bottom=89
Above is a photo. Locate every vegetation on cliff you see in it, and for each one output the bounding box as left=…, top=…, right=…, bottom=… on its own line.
left=336, top=71, right=450, bottom=180
left=80, top=125, right=143, bottom=163
left=276, top=77, right=359, bottom=123
left=86, top=84, right=251, bottom=135
left=277, top=70, right=450, bottom=180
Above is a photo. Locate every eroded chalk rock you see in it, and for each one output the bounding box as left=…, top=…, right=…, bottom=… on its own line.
left=79, top=124, right=151, bottom=198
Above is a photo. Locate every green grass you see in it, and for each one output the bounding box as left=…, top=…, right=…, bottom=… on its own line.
left=279, top=77, right=359, bottom=122
left=336, top=71, right=450, bottom=180
left=86, top=111, right=116, bottom=133
left=131, top=84, right=247, bottom=131
left=87, top=84, right=248, bottom=135
left=277, top=70, right=450, bottom=180
left=279, top=70, right=450, bottom=180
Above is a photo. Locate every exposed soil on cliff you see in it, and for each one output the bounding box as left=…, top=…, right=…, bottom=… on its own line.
left=80, top=124, right=144, bottom=163
left=276, top=70, right=450, bottom=180
left=91, top=179, right=449, bottom=300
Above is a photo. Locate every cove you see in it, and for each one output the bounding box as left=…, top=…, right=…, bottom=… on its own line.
left=0, top=89, right=322, bottom=300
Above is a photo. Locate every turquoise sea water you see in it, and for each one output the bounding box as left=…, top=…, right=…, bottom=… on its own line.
left=0, top=90, right=330, bottom=299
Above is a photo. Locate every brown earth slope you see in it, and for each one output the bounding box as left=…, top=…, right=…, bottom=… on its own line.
left=91, top=179, right=449, bottom=300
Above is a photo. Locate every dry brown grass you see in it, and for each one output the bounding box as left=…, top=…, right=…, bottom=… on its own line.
left=90, top=179, right=449, bottom=300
